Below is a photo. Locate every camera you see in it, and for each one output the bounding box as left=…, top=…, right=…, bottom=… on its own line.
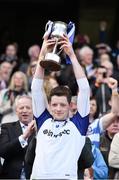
left=103, top=72, right=107, bottom=78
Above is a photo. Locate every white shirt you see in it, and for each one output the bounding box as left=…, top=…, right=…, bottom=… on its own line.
left=30, top=77, right=90, bottom=179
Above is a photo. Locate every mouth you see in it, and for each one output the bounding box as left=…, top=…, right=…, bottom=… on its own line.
left=112, top=128, right=119, bottom=131
left=55, top=113, right=63, bottom=116
left=22, top=115, right=29, bottom=119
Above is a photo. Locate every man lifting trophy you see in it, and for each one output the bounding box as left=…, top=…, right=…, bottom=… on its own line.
left=40, top=20, right=75, bottom=71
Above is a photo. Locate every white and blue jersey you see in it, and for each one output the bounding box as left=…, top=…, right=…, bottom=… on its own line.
left=87, top=118, right=104, bottom=148
left=30, top=77, right=90, bottom=180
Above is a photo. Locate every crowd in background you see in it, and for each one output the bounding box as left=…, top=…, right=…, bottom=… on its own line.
left=0, top=19, right=119, bottom=179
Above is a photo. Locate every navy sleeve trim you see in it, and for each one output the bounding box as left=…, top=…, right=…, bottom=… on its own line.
left=70, top=111, right=89, bottom=135
left=34, top=109, right=52, bottom=130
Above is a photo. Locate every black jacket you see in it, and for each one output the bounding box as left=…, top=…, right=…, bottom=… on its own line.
left=78, top=137, right=94, bottom=179
left=0, top=121, right=34, bottom=179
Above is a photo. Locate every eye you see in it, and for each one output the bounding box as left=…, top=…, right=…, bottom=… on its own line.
left=19, top=107, right=24, bottom=110
left=25, top=105, right=31, bottom=109
left=52, top=103, right=57, bottom=107
left=60, top=103, right=67, bottom=107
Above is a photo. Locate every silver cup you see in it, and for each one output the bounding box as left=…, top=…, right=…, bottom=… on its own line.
left=40, top=21, right=67, bottom=71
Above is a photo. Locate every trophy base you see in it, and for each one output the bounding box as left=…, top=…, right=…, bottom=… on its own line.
left=40, top=53, right=61, bottom=71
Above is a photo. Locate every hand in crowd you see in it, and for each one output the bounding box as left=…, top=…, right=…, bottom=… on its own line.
left=22, top=119, right=37, bottom=140
left=84, top=167, right=93, bottom=180
left=95, top=69, right=107, bottom=84
left=106, top=77, right=118, bottom=90
left=9, top=91, right=15, bottom=106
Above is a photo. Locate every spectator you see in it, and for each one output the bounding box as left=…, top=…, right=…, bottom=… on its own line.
left=89, top=97, right=100, bottom=123
left=111, top=40, right=119, bottom=59
left=91, top=65, right=111, bottom=115
left=0, top=61, right=13, bottom=90
left=0, top=42, right=21, bottom=74
left=109, top=131, right=119, bottom=169
left=0, top=95, right=36, bottom=179
left=95, top=43, right=111, bottom=65
left=99, top=53, right=111, bottom=64
left=79, top=46, right=96, bottom=83
left=100, top=115, right=119, bottom=179
left=78, top=137, right=94, bottom=179
left=19, top=44, right=40, bottom=73
left=84, top=144, right=108, bottom=180
left=87, top=77, right=119, bottom=148
left=0, top=71, right=29, bottom=124
left=27, top=60, right=37, bottom=91
left=69, top=95, right=78, bottom=117
left=113, top=55, right=119, bottom=84
left=43, top=75, right=59, bottom=100
left=98, top=20, right=108, bottom=43
left=101, top=60, right=114, bottom=78
left=95, top=43, right=111, bottom=57
left=28, top=44, right=40, bottom=62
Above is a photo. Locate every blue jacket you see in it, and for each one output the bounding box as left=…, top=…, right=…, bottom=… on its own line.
left=92, top=144, right=108, bottom=179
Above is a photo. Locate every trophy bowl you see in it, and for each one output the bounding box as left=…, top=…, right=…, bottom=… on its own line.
left=51, top=21, right=67, bottom=38
left=40, top=21, right=67, bottom=71
left=40, top=53, right=61, bottom=71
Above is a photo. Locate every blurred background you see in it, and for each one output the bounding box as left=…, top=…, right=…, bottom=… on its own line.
left=0, top=0, right=119, bottom=57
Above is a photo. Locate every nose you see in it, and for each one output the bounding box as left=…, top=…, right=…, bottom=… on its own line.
left=113, top=120, right=118, bottom=126
left=56, top=104, right=62, bottom=111
left=22, top=107, right=27, bottom=112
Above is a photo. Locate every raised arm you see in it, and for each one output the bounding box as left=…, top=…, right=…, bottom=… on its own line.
left=31, top=34, right=56, bottom=117
left=100, top=77, right=119, bottom=130
left=59, top=35, right=90, bottom=117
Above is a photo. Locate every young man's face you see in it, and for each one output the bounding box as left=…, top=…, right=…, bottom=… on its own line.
left=49, top=95, right=70, bottom=120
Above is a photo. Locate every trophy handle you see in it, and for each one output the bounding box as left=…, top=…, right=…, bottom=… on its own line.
left=45, top=22, right=49, bottom=31
left=45, top=21, right=53, bottom=34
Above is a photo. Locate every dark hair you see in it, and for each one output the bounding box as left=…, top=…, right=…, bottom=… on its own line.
left=90, top=96, right=100, bottom=119
left=48, top=86, right=72, bottom=104
left=96, top=65, right=107, bottom=78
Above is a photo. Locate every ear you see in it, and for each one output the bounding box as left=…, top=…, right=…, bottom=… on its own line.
left=47, top=103, right=51, bottom=112
left=15, top=107, right=18, bottom=115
